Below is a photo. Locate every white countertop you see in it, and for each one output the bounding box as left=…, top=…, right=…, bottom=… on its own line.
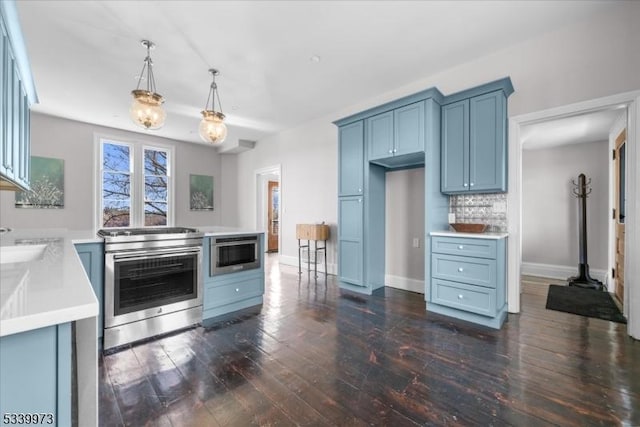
left=0, top=229, right=99, bottom=337
left=197, top=226, right=265, bottom=236
left=430, top=230, right=509, bottom=239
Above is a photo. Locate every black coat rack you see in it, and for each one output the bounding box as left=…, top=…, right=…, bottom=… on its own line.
left=567, top=173, right=604, bottom=290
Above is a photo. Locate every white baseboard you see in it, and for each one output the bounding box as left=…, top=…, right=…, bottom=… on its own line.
left=279, top=254, right=337, bottom=276
left=521, top=262, right=607, bottom=284
left=385, top=274, right=425, bottom=294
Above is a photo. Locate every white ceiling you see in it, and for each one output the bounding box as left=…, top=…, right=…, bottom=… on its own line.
left=16, top=1, right=615, bottom=150
left=521, top=108, right=625, bottom=151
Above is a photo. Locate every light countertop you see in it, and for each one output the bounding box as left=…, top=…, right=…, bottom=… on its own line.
left=430, top=230, right=509, bottom=239
left=197, top=226, right=265, bottom=236
left=0, top=229, right=99, bottom=337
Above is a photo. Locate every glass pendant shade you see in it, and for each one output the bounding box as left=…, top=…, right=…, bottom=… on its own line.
left=130, top=90, right=166, bottom=130
left=199, top=110, right=227, bottom=144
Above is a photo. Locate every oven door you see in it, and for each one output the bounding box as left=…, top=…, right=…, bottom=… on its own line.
left=105, top=246, right=202, bottom=328
left=211, top=237, right=260, bottom=276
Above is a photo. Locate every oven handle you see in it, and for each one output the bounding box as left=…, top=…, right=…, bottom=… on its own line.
left=112, top=246, right=202, bottom=260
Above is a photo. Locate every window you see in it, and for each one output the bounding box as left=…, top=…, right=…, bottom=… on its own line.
left=98, top=138, right=173, bottom=228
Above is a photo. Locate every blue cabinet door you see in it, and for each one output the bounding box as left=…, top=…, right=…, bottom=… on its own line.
left=0, top=323, right=72, bottom=427
left=394, top=101, right=425, bottom=156
left=75, top=243, right=105, bottom=340
left=441, top=99, right=469, bottom=193
left=470, top=90, right=507, bottom=192
left=367, top=111, right=393, bottom=161
left=338, top=121, right=364, bottom=196
left=338, top=196, right=363, bottom=286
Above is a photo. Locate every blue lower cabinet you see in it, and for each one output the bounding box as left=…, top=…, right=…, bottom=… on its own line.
left=75, top=242, right=104, bottom=341
left=0, top=323, right=72, bottom=426
left=429, top=235, right=507, bottom=329
left=203, top=269, right=264, bottom=320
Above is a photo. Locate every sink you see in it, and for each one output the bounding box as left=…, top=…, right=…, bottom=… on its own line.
left=0, top=244, right=47, bottom=264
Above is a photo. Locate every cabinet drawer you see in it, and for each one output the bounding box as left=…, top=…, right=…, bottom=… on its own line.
left=432, top=236, right=496, bottom=259
left=205, top=275, right=263, bottom=309
left=432, top=279, right=495, bottom=317
left=431, top=253, right=496, bottom=288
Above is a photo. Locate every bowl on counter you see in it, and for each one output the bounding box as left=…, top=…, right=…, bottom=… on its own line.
left=449, top=223, right=488, bottom=233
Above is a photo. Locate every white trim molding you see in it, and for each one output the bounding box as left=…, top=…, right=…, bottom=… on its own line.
left=521, top=262, right=607, bottom=285
left=385, top=274, right=425, bottom=294
left=509, top=90, right=640, bottom=340
left=279, top=254, right=337, bottom=276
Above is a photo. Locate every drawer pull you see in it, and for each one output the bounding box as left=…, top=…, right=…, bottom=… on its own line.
left=458, top=245, right=464, bottom=249
left=235, top=288, right=240, bottom=292
left=458, top=294, right=464, bottom=299
left=458, top=267, right=464, bottom=272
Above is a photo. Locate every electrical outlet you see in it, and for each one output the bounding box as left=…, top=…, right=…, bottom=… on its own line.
left=448, top=213, right=456, bottom=223
left=412, top=238, right=420, bottom=248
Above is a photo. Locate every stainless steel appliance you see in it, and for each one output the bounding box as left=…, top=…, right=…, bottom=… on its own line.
left=98, top=227, right=204, bottom=350
left=210, top=234, right=261, bottom=276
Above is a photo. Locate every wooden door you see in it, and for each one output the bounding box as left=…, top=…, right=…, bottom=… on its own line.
left=614, top=129, right=626, bottom=303
left=267, top=180, right=279, bottom=252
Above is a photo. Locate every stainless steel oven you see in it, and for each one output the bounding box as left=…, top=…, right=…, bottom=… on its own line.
left=210, top=234, right=261, bottom=276
left=99, top=227, right=204, bottom=350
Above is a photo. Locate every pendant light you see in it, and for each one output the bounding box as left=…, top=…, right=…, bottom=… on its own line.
left=130, top=40, right=166, bottom=130
left=199, top=68, right=228, bottom=144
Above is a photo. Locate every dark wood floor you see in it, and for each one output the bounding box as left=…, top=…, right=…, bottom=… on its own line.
left=99, top=256, right=640, bottom=426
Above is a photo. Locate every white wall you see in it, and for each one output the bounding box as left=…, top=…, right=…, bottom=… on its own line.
left=230, top=4, right=640, bottom=280
left=0, top=113, right=224, bottom=230
left=385, top=168, right=425, bottom=292
left=522, top=141, right=609, bottom=275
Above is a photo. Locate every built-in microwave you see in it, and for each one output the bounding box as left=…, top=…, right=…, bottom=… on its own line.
left=210, top=234, right=261, bottom=276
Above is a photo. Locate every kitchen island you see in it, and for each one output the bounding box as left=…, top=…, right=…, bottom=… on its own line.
left=0, top=229, right=100, bottom=427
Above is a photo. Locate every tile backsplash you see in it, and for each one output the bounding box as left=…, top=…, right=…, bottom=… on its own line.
left=449, top=193, right=508, bottom=232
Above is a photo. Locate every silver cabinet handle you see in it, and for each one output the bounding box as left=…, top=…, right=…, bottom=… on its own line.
left=463, top=183, right=468, bottom=187
left=458, top=294, right=464, bottom=299
left=358, top=198, right=362, bottom=203
left=458, top=245, right=464, bottom=249
left=388, top=149, right=392, bottom=154
left=458, top=267, right=464, bottom=272
left=393, top=148, right=397, bottom=153
left=358, top=188, right=362, bottom=193
left=470, top=182, right=475, bottom=187
left=235, top=288, right=240, bottom=292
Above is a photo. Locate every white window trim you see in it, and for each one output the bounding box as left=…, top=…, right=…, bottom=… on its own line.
left=94, top=134, right=175, bottom=229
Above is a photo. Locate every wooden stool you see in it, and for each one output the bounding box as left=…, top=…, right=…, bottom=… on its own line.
left=296, top=224, right=330, bottom=277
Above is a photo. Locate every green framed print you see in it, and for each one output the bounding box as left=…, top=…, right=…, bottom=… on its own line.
left=15, top=156, right=65, bottom=208
left=189, top=174, right=214, bottom=210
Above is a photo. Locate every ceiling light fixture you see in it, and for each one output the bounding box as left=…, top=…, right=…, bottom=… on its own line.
left=130, top=40, right=166, bottom=130
left=199, top=68, right=228, bottom=144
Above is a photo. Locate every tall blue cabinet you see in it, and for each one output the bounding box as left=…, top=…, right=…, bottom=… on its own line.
left=0, top=1, right=37, bottom=191
left=334, top=88, right=448, bottom=295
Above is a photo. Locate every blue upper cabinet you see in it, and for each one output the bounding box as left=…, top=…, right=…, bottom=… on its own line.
left=338, top=120, right=364, bottom=197
left=441, top=78, right=512, bottom=194
left=441, top=100, right=469, bottom=193
left=367, top=111, right=393, bottom=161
left=367, top=101, right=425, bottom=168
left=394, top=101, right=425, bottom=156
left=0, top=1, right=37, bottom=191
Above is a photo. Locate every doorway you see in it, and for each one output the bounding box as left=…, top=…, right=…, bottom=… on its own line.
left=508, top=90, right=640, bottom=339
left=614, top=129, right=626, bottom=303
left=255, top=165, right=281, bottom=254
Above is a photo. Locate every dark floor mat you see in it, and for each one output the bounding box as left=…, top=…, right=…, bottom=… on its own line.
left=546, top=284, right=626, bottom=324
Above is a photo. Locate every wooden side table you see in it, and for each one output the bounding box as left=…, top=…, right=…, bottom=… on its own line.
left=296, top=224, right=330, bottom=277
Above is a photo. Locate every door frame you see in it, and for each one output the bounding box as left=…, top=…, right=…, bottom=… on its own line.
left=507, top=90, right=640, bottom=339
left=614, top=129, right=627, bottom=302
left=255, top=164, right=282, bottom=253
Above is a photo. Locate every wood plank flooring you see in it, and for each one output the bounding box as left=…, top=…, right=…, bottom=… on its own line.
left=99, top=257, right=640, bottom=426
